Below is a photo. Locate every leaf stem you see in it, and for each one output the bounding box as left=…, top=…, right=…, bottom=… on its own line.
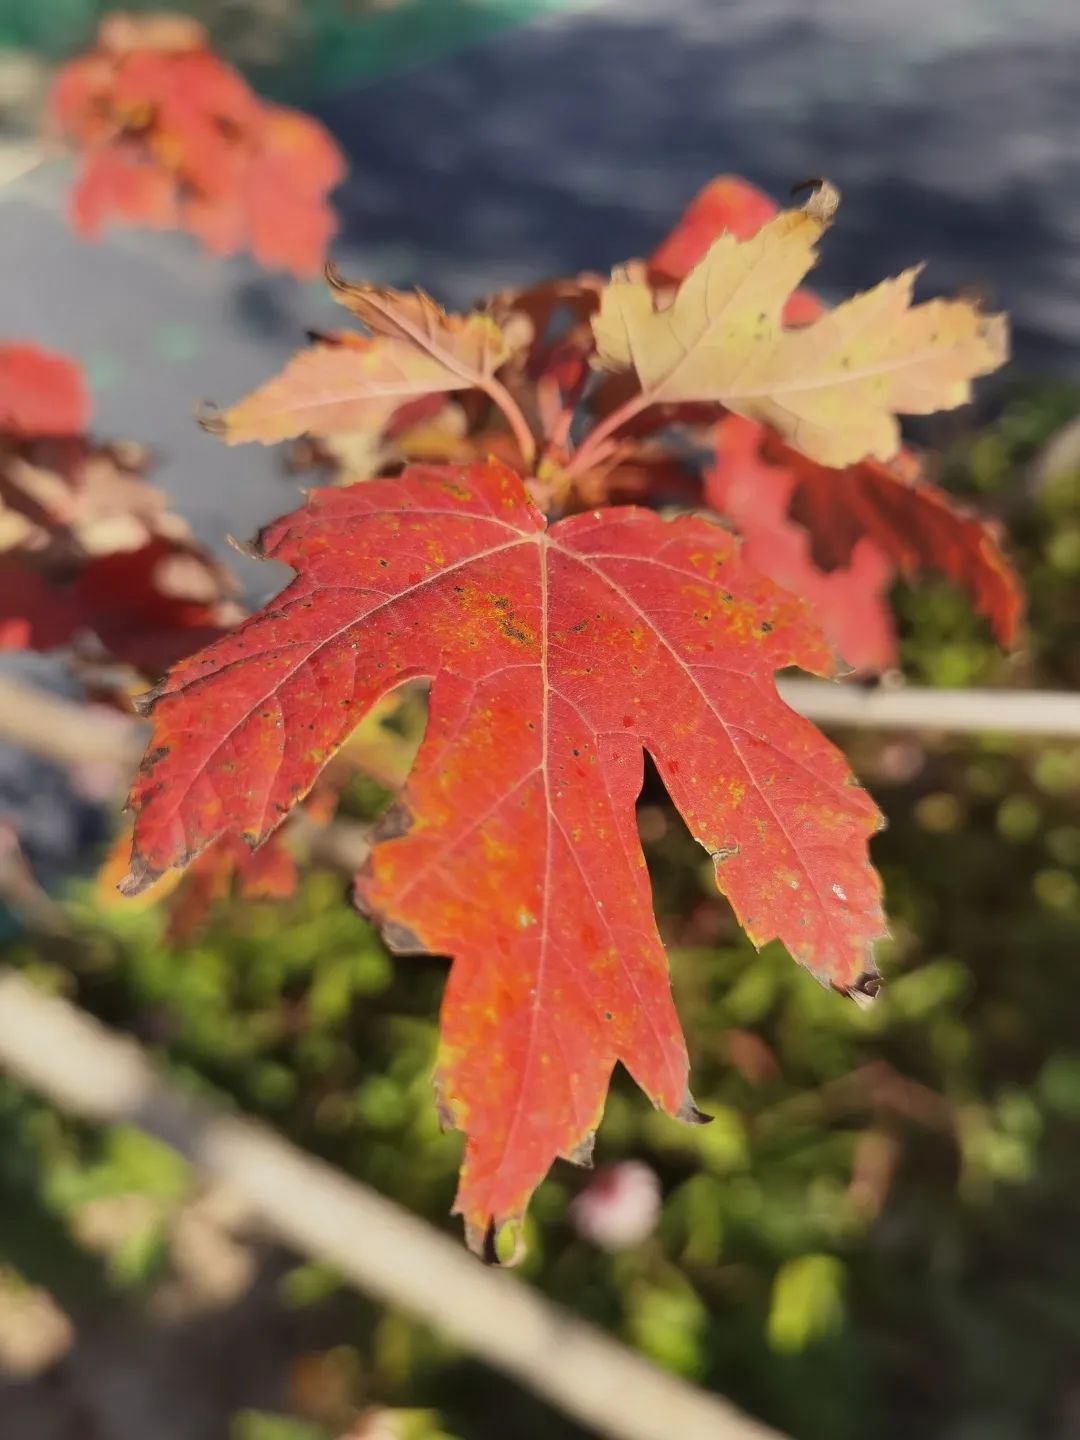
left=481, top=376, right=537, bottom=468
left=565, top=391, right=649, bottom=478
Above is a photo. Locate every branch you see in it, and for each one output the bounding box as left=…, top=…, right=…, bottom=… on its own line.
left=479, top=374, right=537, bottom=467
left=776, top=678, right=1080, bottom=738
left=0, top=970, right=783, bottom=1440
left=0, top=675, right=142, bottom=769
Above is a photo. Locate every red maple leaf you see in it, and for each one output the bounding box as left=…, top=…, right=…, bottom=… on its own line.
left=121, top=459, right=885, bottom=1250
left=706, top=417, right=1021, bottom=667
left=49, top=15, right=344, bottom=278
left=707, top=416, right=896, bottom=674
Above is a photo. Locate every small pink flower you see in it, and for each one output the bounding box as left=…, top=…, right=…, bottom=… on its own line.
left=571, top=1161, right=661, bottom=1251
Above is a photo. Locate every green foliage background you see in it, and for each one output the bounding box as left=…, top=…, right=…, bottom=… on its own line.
left=3, top=389, right=1080, bottom=1439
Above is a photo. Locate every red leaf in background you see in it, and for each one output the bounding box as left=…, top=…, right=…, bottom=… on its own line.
left=0, top=344, right=91, bottom=438
left=0, top=563, right=82, bottom=651
left=167, top=831, right=298, bottom=944
left=121, top=459, right=884, bottom=1249
left=71, top=144, right=181, bottom=237
left=0, top=346, right=239, bottom=675
left=50, top=14, right=345, bottom=278
left=763, top=433, right=1023, bottom=648
left=707, top=416, right=897, bottom=673
left=0, top=529, right=237, bottom=673
left=705, top=416, right=1022, bottom=668
left=647, top=173, right=823, bottom=325
left=184, top=103, right=345, bottom=278
left=73, top=538, right=238, bottom=672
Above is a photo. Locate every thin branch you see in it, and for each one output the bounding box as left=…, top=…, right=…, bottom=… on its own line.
left=0, top=970, right=784, bottom=1440
left=480, top=374, right=538, bottom=467
left=0, top=676, right=142, bottom=770
left=775, top=678, right=1080, bottom=738
left=565, top=392, right=650, bottom=478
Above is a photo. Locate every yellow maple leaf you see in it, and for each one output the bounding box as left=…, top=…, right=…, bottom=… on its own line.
left=591, top=182, right=1007, bottom=468
left=204, top=274, right=516, bottom=447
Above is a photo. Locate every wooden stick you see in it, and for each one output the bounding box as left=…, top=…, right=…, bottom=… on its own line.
left=0, top=970, right=783, bottom=1440
left=0, top=675, right=142, bottom=769
left=776, top=678, right=1080, bottom=737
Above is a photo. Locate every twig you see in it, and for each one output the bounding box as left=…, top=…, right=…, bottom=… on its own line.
left=566, top=392, right=648, bottom=478
left=479, top=374, right=537, bottom=467
left=775, top=679, right=1080, bottom=738
left=0, top=970, right=784, bottom=1440
left=0, top=675, right=142, bottom=770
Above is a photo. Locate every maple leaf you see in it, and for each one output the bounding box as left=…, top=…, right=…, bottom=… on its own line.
left=0, top=344, right=91, bottom=438
left=648, top=173, right=823, bottom=326
left=762, top=431, right=1022, bottom=647
left=640, top=180, right=1022, bottom=654
left=49, top=16, right=344, bottom=279
left=121, top=459, right=884, bottom=1251
left=203, top=272, right=521, bottom=449
left=706, top=416, right=897, bottom=673
left=705, top=417, right=1021, bottom=666
left=592, top=182, right=1007, bottom=468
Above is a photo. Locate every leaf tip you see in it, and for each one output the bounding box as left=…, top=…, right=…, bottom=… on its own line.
left=117, top=854, right=158, bottom=898
left=791, top=176, right=840, bottom=226
left=470, top=1215, right=526, bottom=1267
left=379, top=917, right=426, bottom=956
left=843, top=969, right=883, bottom=1009
left=566, top=1130, right=596, bottom=1169
left=324, top=258, right=347, bottom=295
left=195, top=399, right=226, bottom=439
left=225, top=531, right=264, bottom=561
left=129, top=681, right=165, bottom=718
left=676, top=1091, right=714, bottom=1126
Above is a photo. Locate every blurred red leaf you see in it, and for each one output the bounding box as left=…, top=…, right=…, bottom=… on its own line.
left=0, top=346, right=239, bottom=675
left=707, top=415, right=897, bottom=673
left=0, top=563, right=82, bottom=651
left=765, top=432, right=1022, bottom=647
left=50, top=14, right=344, bottom=278
left=166, top=831, right=298, bottom=944
left=706, top=416, right=1022, bottom=669
left=0, top=344, right=91, bottom=438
